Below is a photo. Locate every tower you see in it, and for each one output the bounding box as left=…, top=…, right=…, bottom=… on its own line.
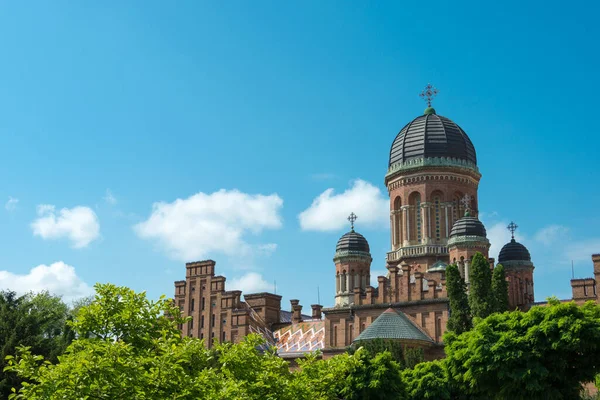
left=333, top=213, right=372, bottom=307
left=498, top=222, right=535, bottom=309
left=386, top=85, right=481, bottom=272
left=447, top=195, right=490, bottom=282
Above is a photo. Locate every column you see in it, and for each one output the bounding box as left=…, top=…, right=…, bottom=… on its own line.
left=346, top=274, right=351, bottom=294
left=406, top=207, right=411, bottom=244
left=422, top=203, right=429, bottom=243
left=464, top=259, right=470, bottom=284
left=336, top=274, right=340, bottom=294
left=354, top=273, right=360, bottom=290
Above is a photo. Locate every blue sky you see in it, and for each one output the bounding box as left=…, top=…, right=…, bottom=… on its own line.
left=0, top=1, right=599, bottom=307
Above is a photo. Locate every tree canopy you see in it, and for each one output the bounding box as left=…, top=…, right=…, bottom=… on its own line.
left=6, top=284, right=600, bottom=399
left=445, top=263, right=472, bottom=334
left=0, top=290, right=73, bottom=399
left=491, top=263, right=509, bottom=313
left=468, top=252, right=493, bottom=319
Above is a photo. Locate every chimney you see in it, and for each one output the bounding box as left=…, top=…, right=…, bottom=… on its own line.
left=311, top=304, right=323, bottom=320
left=290, top=299, right=302, bottom=323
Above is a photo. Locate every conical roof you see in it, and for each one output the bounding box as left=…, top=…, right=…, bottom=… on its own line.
left=353, top=308, right=433, bottom=344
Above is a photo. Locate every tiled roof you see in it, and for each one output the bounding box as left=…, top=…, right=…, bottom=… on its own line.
left=274, top=320, right=325, bottom=355
left=353, top=308, right=434, bottom=344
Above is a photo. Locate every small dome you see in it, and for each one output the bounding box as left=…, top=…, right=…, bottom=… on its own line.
left=389, top=111, right=477, bottom=167
left=498, top=239, right=531, bottom=263
left=336, top=230, right=370, bottom=253
left=449, top=215, right=487, bottom=238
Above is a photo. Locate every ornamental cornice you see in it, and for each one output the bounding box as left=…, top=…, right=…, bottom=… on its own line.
left=447, top=235, right=490, bottom=248
left=386, top=157, right=480, bottom=183
left=333, top=250, right=373, bottom=263
left=386, top=170, right=481, bottom=191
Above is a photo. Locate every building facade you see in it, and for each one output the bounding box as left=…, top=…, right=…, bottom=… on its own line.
left=173, top=88, right=596, bottom=361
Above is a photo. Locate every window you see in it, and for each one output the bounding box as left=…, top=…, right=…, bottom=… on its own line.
left=222, top=319, right=226, bottom=326
left=416, top=195, right=422, bottom=242
left=189, top=318, right=193, bottom=330
left=201, top=297, right=205, bottom=310
left=222, top=332, right=226, bottom=342
left=190, top=298, right=195, bottom=312
left=434, top=196, right=441, bottom=240
left=201, top=315, right=204, bottom=328
left=212, top=314, right=215, bottom=327
left=200, top=333, right=204, bottom=340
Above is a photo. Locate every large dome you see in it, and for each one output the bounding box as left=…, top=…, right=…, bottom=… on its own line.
left=498, top=239, right=531, bottom=263
left=336, top=231, right=370, bottom=254
left=389, top=108, right=477, bottom=167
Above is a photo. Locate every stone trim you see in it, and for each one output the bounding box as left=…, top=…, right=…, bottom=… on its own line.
left=501, top=260, right=535, bottom=270
left=386, top=157, right=480, bottom=183
left=447, top=235, right=490, bottom=248
left=333, top=250, right=372, bottom=263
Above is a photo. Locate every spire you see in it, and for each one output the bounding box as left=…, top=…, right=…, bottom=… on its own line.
left=507, top=221, right=518, bottom=241
left=420, top=83, right=439, bottom=114
left=347, top=212, right=357, bottom=232
left=460, top=194, right=472, bottom=217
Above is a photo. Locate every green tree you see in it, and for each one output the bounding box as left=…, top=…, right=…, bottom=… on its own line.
left=349, top=338, right=423, bottom=369
left=445, top=264, right=472, bottom=334
left=0, top=291, right=72, bottom=398
left=402, top=360, right=453, bottom=400
left=445, top=299, right=600, bottom=399
left=468, top=252, right=493, bottom=319
left=491, top=263, right=509, bottom=313
left=295, top=348, right=406, bottom=400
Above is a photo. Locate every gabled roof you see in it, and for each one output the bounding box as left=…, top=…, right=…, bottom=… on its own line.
left=353, top=308, right=434, bottom=345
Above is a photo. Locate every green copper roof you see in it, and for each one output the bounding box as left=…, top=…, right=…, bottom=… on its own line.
left=353, top=308, right=434, bottom=344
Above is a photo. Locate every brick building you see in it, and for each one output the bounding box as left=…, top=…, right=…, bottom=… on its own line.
left=173, top=90, right=595, bottom=361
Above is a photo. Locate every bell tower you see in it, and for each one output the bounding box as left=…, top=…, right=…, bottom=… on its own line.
left=333, top=213, right=372, bottom=307
left=386, top=85, right=481, bottom=271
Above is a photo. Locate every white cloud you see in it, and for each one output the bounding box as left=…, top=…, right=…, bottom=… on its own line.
left=534, top=224, right=570, bottom=246
left=104, top=189, right=117, bottom=205
left=257, top=243, right=278, bottom=256
left=485, top=221, right=526, bottom=262
left=565, top=238, right=600, bottom=263
left=0, top=262, right=94, bottom=303
left=298, top=179, right=388, bottom=231
left=134, top=189, right=283, bottom=261
left=31, top=205, right=100, bottom=248
left=230, top=272, right=273, bottom=294
left=5, top=197, right=19, bottom=212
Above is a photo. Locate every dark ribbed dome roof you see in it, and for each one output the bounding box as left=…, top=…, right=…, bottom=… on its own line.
left=449, top=215, right=487, bottom=238
left=498, top=239, right=531, bottom=263
left=336, top=230, right=370, bottom=253
left=389, top=110, right=477, bottom=167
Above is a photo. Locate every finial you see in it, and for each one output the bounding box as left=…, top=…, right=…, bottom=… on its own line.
left=419, top=83, right=439, bottom=109
left=347, top=212, right=357, bottom=232
left=460, top=194, right=472, bottom=217
left=507, top=221, right=518, bottom=240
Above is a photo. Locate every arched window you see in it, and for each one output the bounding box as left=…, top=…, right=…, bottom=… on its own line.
left=393, top=196, right=402, bottom=246
left=409, top=192, right=422, bottom=243
left=431, top=191, right=444, bottom=241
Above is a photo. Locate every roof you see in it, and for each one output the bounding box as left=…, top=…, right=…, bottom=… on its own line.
left=389, top=111, right=477, bottom=167
left=449, top=215, right=487, bottom=238
left=498, top=239, right=531, bottom=263
left=279, top=310, right=311, bottom=324
left=353, top=308, right=434, bottom=344
left=336, top=230, right=370, bottom=254
left=274, top=320, right=325, bottom=356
